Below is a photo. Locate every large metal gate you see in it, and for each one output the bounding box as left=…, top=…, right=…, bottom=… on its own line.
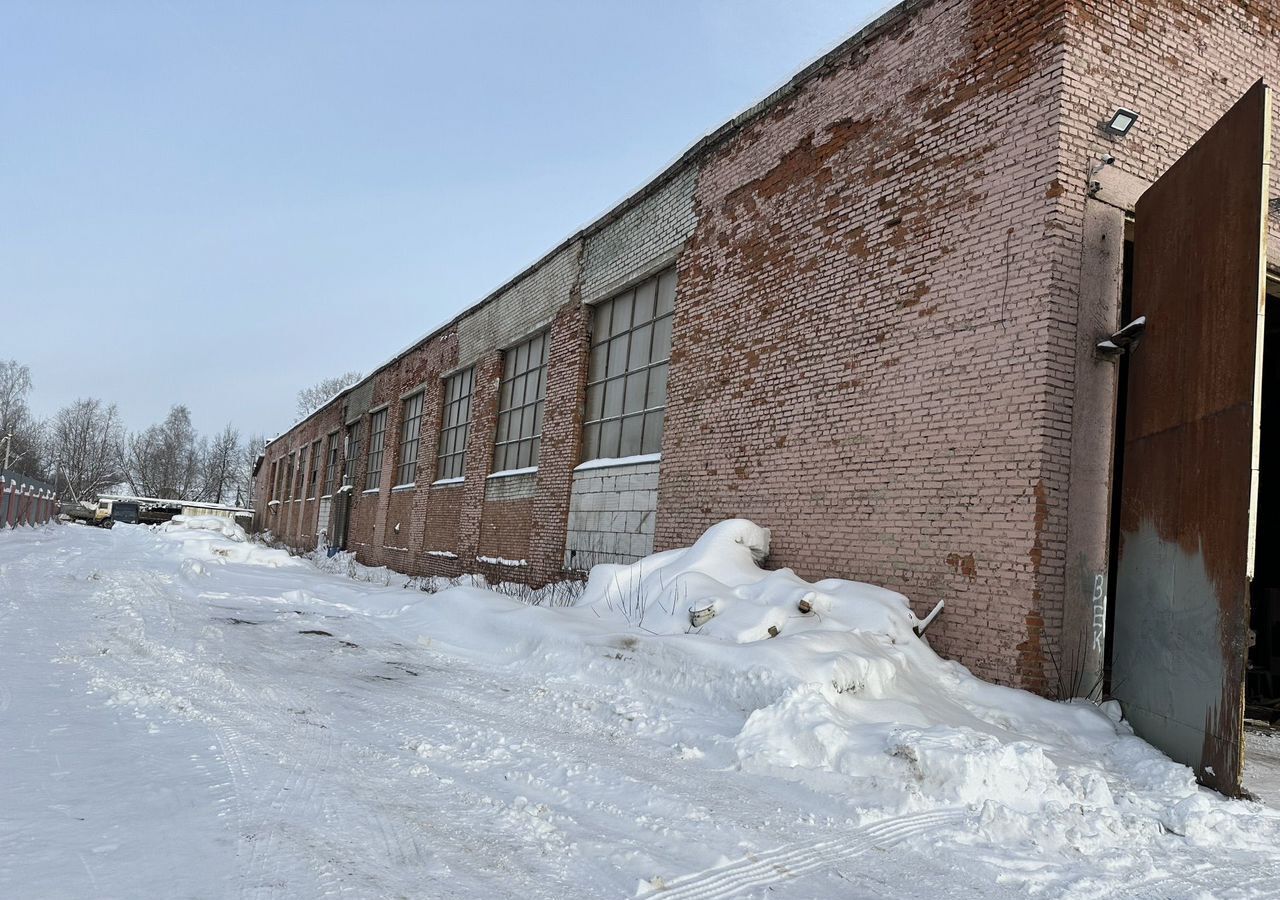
left=1112, top=81, right=1270, bottom=796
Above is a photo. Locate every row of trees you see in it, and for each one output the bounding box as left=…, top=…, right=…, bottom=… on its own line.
left=1, top=359, right=264, bottom=506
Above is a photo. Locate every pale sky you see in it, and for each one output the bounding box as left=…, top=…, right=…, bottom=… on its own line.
left=1, top=1, right=887, bottom=438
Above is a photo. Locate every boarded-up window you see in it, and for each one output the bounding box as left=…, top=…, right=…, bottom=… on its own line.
left=582, top=268, right=675, bottom=461
left=366, top=409, right=388, bottom=490
left=494, top=331, right=548, bottom=472
left=397, top=392, right=424, bottom=486
left=437, top=368, right=474, bottom=481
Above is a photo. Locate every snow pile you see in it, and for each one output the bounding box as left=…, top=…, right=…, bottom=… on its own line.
left=408, top=519, right=1280, bottom=866
left=578, top=519, right=917, bottom=642
left=158, top=514, right=248, bottom=541
left=157, top=515, right=301, bottom=568
left=306, top=548, right=408, bottom=587
left=129, top=514, right=1280, bottom=887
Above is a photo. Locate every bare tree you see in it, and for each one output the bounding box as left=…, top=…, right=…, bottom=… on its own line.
left=0, top=359, right=47, bottom=478
left=199, top=423, right=240, bottom=505
left=122, top=405, right=202, bottom=499
left=238, top=433, right=266, bottom=506
left=47, top=398, right=124, bottom=501
left=296, top=371, right=362, bottom=418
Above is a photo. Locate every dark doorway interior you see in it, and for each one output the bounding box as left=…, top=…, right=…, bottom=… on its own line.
left=1247, top=280, right=1280, bottom=721
left=1103, top=238, right=1135, bottom=694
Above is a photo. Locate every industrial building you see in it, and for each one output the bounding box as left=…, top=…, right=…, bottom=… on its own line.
left=255, top=0, right=1280, bottom=794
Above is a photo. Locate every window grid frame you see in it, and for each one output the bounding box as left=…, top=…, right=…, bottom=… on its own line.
left=582, top=268, right=675, bottom=461
left=365, top=409, right=388, bottom=491
left=493, top=331, right=548, bottom=473
left=436, top=367, right=475, bottom=481
left=344, top=422, right=362, bottom=490
left=396, top=391, right=425, bottom=487
left=323, top=432, right=340, bottom=496
left=294, top=447, right=306, bottom=500
left=307, top=439, right=320, bottom=498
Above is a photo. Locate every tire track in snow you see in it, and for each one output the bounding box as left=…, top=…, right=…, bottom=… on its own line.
left=653, top=809, right=967, bottom=900
left=1109, top=861, right=1280, bottom=899
left=72, top=567, right=548, bottom=897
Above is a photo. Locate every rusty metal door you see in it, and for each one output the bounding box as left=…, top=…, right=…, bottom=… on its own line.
left=1112, top=81, right=1270, bottom=796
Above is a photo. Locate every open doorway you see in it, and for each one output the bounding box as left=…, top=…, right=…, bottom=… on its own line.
left=1248, top=277, right=1280, bottom=722
left=1102, top=236, right=1135, bottom=694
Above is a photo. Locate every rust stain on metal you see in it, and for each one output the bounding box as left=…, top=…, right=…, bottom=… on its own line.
left=1113, top=80, right=1270, bottom=797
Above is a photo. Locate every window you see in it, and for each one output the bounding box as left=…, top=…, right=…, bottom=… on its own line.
left=494, top=331, right=548, bottom=472
left=284, top=454, right=295, bottom=501
left=582, top=267, right=675, bottom=460
left=323, top=432, right=340, bottom=496
left=307, top=440, right=320, bottom=498
left=366, top=408, right=388, bottom=490
left=294, top=447, right=306, bottom=499
left=344, top=421, right=362, bottom=489
left=270, top=459, right=279, bottom=501
left=437, top=367, right=474, bottom=480
left=396, top=392, right=425, bottom=486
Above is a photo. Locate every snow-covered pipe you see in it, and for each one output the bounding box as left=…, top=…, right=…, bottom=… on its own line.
left=913, top=600, right=944, bottom=637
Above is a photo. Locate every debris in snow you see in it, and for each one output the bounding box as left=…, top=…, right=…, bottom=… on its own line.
left=913, top=599, right=944, bottom=636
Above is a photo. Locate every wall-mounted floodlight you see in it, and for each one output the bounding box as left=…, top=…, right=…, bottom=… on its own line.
left=1104, top=108, right=1140, bottom=137
left=1096, top=316, right=1147, bottom=358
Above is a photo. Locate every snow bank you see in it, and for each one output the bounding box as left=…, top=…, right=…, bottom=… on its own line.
left=306, top=548, right=408, bottom=587
left=158, top=514, right=248, bottom=542
left=137, top=514, right=1280, bottom=879
left=384, top=519, right=1280, bottom=867
left=578, top=519, right=917, bottom=642
left=156, top=515, right=301, bottom=568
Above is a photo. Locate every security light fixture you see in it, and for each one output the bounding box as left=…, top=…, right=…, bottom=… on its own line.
left=1104, top=107, right=1140, bottom=137
left=1096, top=316, right=1147, bottom=357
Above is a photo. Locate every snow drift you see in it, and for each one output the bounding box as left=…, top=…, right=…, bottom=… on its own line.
left=122, top=515, right=1280, bottom=890
left=394, top=519, right=1280, bottom=865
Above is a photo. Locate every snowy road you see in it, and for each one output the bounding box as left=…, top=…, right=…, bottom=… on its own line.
left=3, top=523, right=1280, bottom=899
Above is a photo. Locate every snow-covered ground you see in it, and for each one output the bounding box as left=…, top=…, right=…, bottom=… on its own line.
left=3, top=520, right=1280, bottom=899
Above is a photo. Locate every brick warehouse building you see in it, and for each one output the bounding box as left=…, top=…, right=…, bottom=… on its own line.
left=256, top=1, right=1280, bottom=792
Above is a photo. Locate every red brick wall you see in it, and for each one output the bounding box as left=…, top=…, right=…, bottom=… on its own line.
left=1052, top=1, right=1280, bottom=286
left=252, top=0, right=1280, bottom=695
left=529, top=302, right=590, bottom=581
left=656, top=0, right=1072, bottom=690
left=479, top=493, right=535, bottom=562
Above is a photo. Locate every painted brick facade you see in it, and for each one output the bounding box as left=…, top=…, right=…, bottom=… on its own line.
left=255, top=0, right=1280, bottom=694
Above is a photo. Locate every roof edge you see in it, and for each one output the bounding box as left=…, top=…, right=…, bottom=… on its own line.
left=267, top=0, right=935, bottom=447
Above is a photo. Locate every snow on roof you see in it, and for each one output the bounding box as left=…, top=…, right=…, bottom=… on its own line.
left=99, top=494, right=254, bottom=514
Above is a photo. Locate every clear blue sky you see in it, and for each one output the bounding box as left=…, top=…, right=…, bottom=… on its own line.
left=1, top=1, right=886, bottom=438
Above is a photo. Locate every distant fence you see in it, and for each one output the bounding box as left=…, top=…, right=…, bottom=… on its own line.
left=1, top=471, right=58, bottom=528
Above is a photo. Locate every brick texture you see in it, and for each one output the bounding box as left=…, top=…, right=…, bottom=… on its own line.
left=254, top=0, right=1280, bottom=695
left=565, top=461, right=660, bottom=570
